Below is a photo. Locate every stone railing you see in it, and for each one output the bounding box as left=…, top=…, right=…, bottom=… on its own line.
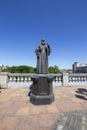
left=69, top=73, right=87, bottom=86
left=8, top=73, right=63, bottom=88
left=0, top=72, right=87, bottom=88
left=8, top=73, right=32, bottom=83
left=8, top=73, right=33, bottom=88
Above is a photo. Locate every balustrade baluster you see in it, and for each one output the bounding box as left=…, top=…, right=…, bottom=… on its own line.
left=84, top=77, right=86, bottom=82
left=72, top=77, right=74, bottom=82
left=77, top=77, right=79, bottom=82
left=81, top=76, right=83, bottom=82
left=23, top=77, right=25, bottom=82
left=69, top=77, right=71, bottom=82
left=76, top=77, right=78, bottom=82
left=79, top=77, right=81, bottom=82
left=25, top=77, right=28, bottom=82
left=74, top=76, right=76, bottom=82
left=17, top=77, right=20, bottom=82
left=78, top=77, right=80, bottom=82
left=83, top=77, right=85, bottom=81
left=28, top=77, right=31, bottom=82
left=54, top=77, right=56, bottom=82
left=85, top=77, right=87, bottom=81
left=21, top=77, right=24, bottom=82
left=59, top=77, right=61, bottom=82
left=55, top=76, right=58, bottom=82
left=9, top=76, right=12, bottom=82
left=13, top=77, right=17, bottom=82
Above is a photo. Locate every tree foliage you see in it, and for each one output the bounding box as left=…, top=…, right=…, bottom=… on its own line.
left=2, top=65, right=60, bottom=73
left=2, top=65, right=36, bottom=73
left=49, top=65, right=60, bottom=73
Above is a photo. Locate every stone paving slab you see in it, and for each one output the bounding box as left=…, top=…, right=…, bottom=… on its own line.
left=0, top=86, right=87, bottom=130
left=52, top=110, right=87, bottom=130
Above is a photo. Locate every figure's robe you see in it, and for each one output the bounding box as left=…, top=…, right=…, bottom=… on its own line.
left=35, top=44, right=50, bottom=74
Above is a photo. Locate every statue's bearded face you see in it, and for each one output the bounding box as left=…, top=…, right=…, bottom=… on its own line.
left=41, top=40, right=45, bottom=45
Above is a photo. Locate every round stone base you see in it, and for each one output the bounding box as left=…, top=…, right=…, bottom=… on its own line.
left=30, top=93, right=54, bottom=105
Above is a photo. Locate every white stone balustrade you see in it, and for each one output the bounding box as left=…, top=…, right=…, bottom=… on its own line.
left=0, top=72, right=87, bottom=88
left=52, top=74, right=62, bottom=87
left=69, top=73, right=87, bottom=86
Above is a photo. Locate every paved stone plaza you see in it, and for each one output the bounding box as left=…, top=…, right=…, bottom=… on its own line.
left=0, top=86, right=87, bottom=130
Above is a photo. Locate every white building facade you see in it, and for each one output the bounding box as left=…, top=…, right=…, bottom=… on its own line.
left=73, top=62, right=87, bottom=73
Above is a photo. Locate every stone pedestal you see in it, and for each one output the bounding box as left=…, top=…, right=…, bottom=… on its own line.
left=29, top=74, right=54, bottom=105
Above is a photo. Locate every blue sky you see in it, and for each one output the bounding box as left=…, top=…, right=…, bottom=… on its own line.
left=0, top=0, right=87, bottom=69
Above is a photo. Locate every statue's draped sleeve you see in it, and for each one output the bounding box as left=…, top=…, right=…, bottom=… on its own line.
left=46, top=44, right=51, bottom=55
left=35, top=46, right=39, bottom=58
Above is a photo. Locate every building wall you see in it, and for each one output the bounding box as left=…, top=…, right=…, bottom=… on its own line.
left=73, top=62, right=87, bottom=73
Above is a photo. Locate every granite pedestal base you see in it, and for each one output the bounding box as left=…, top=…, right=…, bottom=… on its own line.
left=29, top=74, right=54, bottom=105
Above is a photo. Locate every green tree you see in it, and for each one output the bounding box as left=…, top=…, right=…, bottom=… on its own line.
left=2, top=65, right=36, bottom=73
left=28, top=66, right=36, bottom=73
left=49, top=66, right=54, bottom=73
left=2, top=65, right=60, bottom=73
left=53, top=65, right=60, bottom=73
left=49, top=65, right=60, bottom=73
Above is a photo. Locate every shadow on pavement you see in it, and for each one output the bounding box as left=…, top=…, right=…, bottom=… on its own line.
left=75, top=94, right=87, bottom=100
left=75, top=88, right=87, bottom=95
left=75, top=88, right=87, bottom=101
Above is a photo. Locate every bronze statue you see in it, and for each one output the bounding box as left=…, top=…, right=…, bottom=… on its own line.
left=35, top=39, right=51, bottom=74
left=29, top=39, right=54, bottom=105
